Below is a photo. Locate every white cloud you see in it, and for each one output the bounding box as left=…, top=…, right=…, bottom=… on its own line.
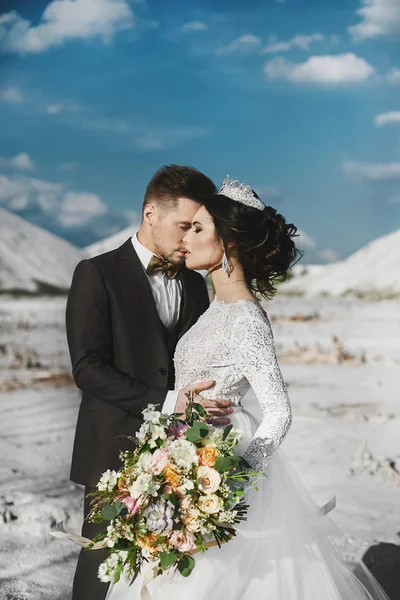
left=8, top=195, right=29, bottom=210
left=134, top=125, right=208, bottom=151
left=46, top=102, right=79, bottom=114
left=263, top=33, right=326, bottom=54
left=217, top=34, right=261, bottom=55
left=295, top=230, right=340, bottom=264
left=0, top=86, right=24, bottom=104
left=59, top=191, right=107, bottom=226
left=254, top=185, right=283, bottom=204
left=78, top=114, right=209, bottom=150
left=318, top=248, right=340, bottom=263
left=58, top=161, right=78, bottom=171
left=375, top=111, right=400, bottom=126
left=297, top=229, right=317, bottom=249
left=123, top=209, right=140, bottom=224
left=0, top=0, right=134, bottom=54
left=0, top=152, right=36, bottom=171
left=182, top=21, right=207, bottom=32
left=343, top=160, right=400, bottom=181
left=386, top=67, right=400, bottom=83
left=47, top=104, right=63, bottom=114
left=349, top=0, right=400, bottom=41
left=389, top=195, right=400, bottom=204
left=0, top=175, right=61, bottom=214
left=265, top=53, right=375, bottom=85
left=0, top=173, right=108, bottom=227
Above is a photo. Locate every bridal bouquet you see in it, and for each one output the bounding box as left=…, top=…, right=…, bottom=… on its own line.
left=87, top=395, right=262, bottom=586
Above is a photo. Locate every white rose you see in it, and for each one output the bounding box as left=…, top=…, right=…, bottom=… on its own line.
left=168, top=439, right=198, bottom=471
left=128, top=473, right=161, bottom=499
left=197, top=466, right=221, bottom=495
left=198, top=494, right=222, bottom=514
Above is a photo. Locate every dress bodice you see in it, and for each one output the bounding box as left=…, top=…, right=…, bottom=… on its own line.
left=173, top=297, right=292, bottom=471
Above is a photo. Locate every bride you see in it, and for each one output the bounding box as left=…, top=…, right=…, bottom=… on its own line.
left=106, top=177, right=389, bottom=600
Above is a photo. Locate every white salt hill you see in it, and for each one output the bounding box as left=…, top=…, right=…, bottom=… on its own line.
left=0, top=208, right=83, bottom=293
left=284, top=228, right=400, bottom=296
left=84, top=225, right=138, bottom=258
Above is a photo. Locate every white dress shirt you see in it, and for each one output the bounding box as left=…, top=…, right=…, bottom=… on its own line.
left=131, top=235, right=180, bottom=413
left=131, top=235, right=182, bottom=331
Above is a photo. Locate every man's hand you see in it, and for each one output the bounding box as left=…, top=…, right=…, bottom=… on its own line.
left=175, top=380, right=232, bottom=426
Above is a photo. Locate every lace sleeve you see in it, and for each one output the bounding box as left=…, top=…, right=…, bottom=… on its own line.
left=232, top=306, right=292, bottom=472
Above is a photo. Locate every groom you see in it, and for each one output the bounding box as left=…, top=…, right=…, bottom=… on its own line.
left=66, top=165, right=233, bottom=600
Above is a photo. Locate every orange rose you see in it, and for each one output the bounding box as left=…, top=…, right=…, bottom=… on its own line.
left=197, top=446, right=219, bottom=467
left=163, top=465, right=182, bottom=488
left=137, top=533, right=158, bottom=552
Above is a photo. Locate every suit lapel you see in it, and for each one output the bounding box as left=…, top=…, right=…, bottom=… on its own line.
left=177, top=265, right=196, bottom=340
left=117, top=238, right=168, bottom=349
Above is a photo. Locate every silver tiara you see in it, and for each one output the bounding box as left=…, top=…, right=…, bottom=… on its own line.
left=218, top=175, right=264, bottom=211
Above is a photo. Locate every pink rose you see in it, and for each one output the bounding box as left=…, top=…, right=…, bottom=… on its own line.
left=197, top=466, right=221, bottom=495
left=120, top=496, right=140, bottom=515
left=169, top=529, right=197, bottom=552
left=151, top=448, right=169, bottom=475
left=180, top=496, right=194, bottom=511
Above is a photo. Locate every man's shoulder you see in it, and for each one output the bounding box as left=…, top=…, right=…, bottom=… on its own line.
left=86, top=238, right=132, bottom=268
left=181, top=267, right=209, bottom=297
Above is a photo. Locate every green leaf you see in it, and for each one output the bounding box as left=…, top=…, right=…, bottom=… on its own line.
left=222, top=424, right=233, bottom=440
left=214, top=455, right=232, bottom=472
left=162, top=492, right=179, bottom=507
left=177, top=555, right=195, bottom=577
left=101, top=503, right=126, bottom=521
left=186, top=422, right=209, bottom=442
left=192, top=403, right=207, bottom=418
left=159, top=551, right=178, bottom=568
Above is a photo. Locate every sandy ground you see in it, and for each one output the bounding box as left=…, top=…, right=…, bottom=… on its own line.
left=0, top=294, right=399, bottom=600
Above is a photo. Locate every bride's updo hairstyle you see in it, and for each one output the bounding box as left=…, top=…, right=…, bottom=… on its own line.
left=203, top=191, right=302, bottom=299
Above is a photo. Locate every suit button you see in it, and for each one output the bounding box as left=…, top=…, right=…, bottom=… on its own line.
left=159, top=368, right=167, bottom=376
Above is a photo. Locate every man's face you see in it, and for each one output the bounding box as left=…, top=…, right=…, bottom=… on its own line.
left=150, top=197, right=202, bottom=265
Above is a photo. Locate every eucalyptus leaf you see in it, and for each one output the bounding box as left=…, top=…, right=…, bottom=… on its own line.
left=214, top=455, right=232, bottom=472
left=101, top=503, right=126, bottom=521
left=186, top=422, right=209, bottom=442
left=159, top=551, right=178, bottom=568
left=177, top=555, right=195, bottom=577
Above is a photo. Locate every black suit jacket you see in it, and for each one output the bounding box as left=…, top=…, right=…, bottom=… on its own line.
left=66, top=238, right=209, bottom=487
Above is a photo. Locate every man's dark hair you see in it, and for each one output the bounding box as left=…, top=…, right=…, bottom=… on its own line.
left=143, top=165, right=216, bottom=212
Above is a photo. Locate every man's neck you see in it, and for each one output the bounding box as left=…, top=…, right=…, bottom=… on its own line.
left=136, top=229, right=157, bottom=256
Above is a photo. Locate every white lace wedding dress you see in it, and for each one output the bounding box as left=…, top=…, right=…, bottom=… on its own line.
left=107, top=298, right=389, bottom=600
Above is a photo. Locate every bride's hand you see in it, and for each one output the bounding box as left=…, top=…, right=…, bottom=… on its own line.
left=175, top=380, right=232, bottom=426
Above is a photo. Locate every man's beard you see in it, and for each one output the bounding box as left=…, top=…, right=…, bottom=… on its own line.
left=153, top=244, right=184, bottom=266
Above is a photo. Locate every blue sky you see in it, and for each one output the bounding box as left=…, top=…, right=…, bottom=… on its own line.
left=0, top=0, right=399, bottom=261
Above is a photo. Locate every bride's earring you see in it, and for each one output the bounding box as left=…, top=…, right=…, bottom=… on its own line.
left=222, top=252, right=232, bottom=277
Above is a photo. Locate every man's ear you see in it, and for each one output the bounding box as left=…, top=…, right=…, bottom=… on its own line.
left=143, top=203, right=157, bottom=226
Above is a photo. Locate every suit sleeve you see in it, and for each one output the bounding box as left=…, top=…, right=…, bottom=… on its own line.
left=65, top=259, right=167, bottom=417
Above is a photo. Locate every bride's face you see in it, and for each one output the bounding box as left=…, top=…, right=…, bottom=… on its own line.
left=183, top=206, right=224, bottom=271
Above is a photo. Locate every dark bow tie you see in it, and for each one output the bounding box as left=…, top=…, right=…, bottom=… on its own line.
left=146, top=255, right=180, bottom=279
